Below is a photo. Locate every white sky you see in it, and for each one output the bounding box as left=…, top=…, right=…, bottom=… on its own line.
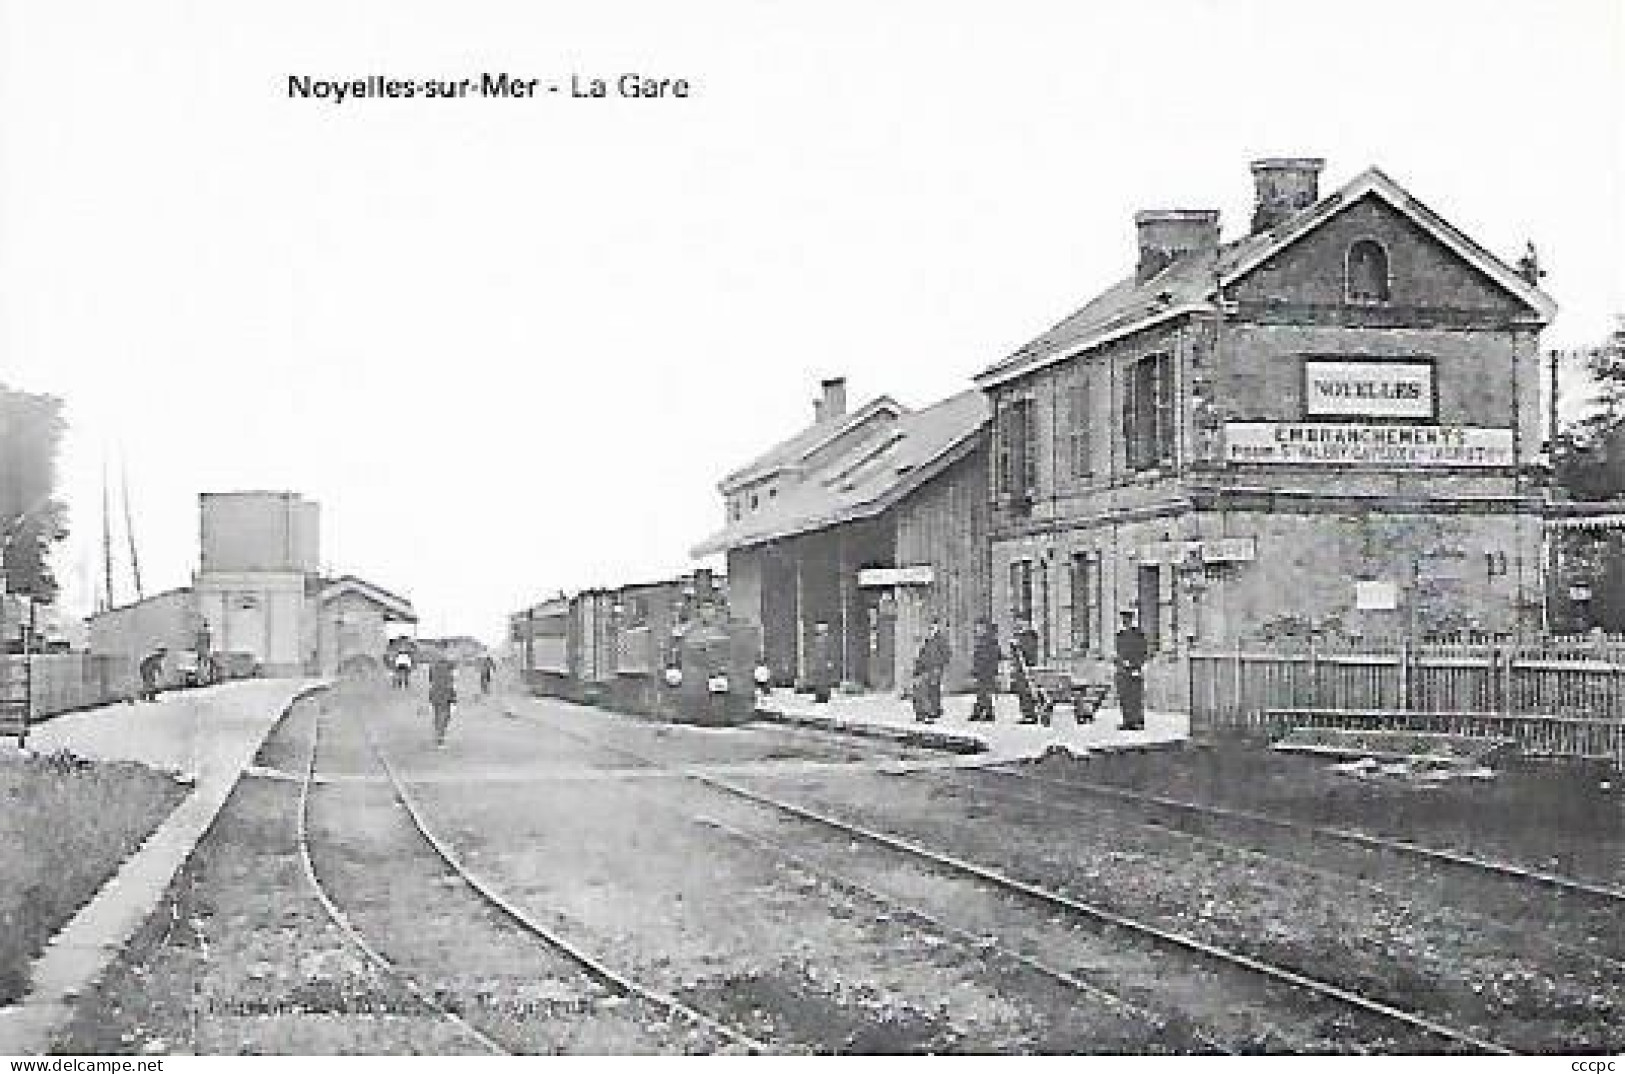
left=2, top=0, right=1622, bottom=640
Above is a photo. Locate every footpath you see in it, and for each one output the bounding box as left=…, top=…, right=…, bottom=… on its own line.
left=756, top=687, right=1188, bottom=763
left=0, top=679, right=324, bottom=1055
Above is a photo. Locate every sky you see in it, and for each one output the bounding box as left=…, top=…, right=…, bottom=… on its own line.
left=2, top=0, right=1622, bottom=640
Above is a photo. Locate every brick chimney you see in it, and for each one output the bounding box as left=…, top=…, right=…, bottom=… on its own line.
left=1135, top=210, right=1221, bottom=284
left=815, top=377, right=847, bottom=423
left=1250, top=157, right=1324, bottom=234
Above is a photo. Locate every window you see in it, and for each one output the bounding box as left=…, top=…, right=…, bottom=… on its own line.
left=1346, top=239, right=1390, bottom=304
left=749, top=492, right=759, bottom=510
left=1068, top=552, right=1100, bottom=653
left=996, top=397, right=1038, bottom=499
left=1066, top=377, right=1093, bottom=479
left=1136, top=565, right=1163, bottom=651
left=1122, top=354, right=1174, bottom=472
left=1009, top=560, right=1033, bottom=627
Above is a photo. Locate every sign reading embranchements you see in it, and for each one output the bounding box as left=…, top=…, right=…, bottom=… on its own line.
left=1303, top=359, right=1434, bottom=419
left=1224, top=423, right=1514, bottom=467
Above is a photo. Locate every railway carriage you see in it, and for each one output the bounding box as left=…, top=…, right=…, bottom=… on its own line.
left=512, top=570, right=761, bottom=724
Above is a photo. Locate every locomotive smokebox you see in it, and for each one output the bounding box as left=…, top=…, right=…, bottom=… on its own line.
left=666, top=607, right=760, bottom=726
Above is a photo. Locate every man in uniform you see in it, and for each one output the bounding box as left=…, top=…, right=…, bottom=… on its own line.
left=807, top=622, right=837, bottom=704
left=1010, top=618, right=1041, bottom=724
left=1114, top=610, right=1149, bottom=731
left=969, top=617, right=1000, bottom=722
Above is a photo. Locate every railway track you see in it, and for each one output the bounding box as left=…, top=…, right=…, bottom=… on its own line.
left=297, top=688, right=762, bottom=1055
left=505, top=700, right=1511, bottom=1055
left=382, top=694, right=1214, bottom=1052
left=293, top=692, right=508, bottom=1054
left=978, top=765, right=1625, bottom=904
left=918, top=767, right=1625, bottom=978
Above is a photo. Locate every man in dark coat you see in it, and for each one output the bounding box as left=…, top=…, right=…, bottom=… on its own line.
left=807, top=622, right=837, bottom=704
left=1114, top=610, right=1149, bottom=731
left=428, top=657, right=457, bottom=746
left=138, top=648, right=167, bottom=703
left=1010, top=619, right=1041, bottom=724
left=478, top=653, right=496, bottom=694
left=969, top=618, right=1000, bottom=722
left=910, top=617, right=951, bottom=722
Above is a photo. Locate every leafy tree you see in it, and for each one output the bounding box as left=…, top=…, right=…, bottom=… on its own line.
left=0, top=384, right=70, bottom=601
left=1552, top=317, right=1625, bottom=501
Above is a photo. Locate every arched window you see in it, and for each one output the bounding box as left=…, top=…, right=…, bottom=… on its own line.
left=1346, top=239, right=1390, bottom=304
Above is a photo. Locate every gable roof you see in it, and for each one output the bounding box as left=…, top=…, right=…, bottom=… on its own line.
left=720, top=394, right=905, bottom=492
left=693, top=389, right=990, bottom=556
left=319, top=575, right=417, bottom=622
left=976, top=166, right=1557, bottom=389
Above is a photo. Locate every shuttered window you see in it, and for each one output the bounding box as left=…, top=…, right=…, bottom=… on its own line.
left=1067, top=378, right=1092, bottom=479
left=1068, top=552, right=1099, bottom=653
left=1124, top=354, right=1175, bottom=472
left=997, top=397, right=1038, bottom=498
left=1009, top=560, right=1033, bottom=625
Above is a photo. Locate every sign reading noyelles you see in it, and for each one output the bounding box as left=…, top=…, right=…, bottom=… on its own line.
left=1305, top=359, right=1433, bottom=420
left=1224, top=423, right=1514, bottom=467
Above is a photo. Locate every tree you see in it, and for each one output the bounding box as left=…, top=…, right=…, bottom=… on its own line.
left=1553, top=317, right=1625, bottom=502
left=0, top=384, right=70, bottom=601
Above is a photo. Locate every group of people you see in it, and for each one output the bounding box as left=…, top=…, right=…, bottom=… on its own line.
left=935, top=611, right=1149, bottom=728
left=799, top=610, right=1149, bottom=727
left=390, top=648, right=497, bottom=746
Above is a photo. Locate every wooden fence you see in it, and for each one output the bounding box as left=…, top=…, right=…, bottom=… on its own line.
left=0, top=653, right=138, bottom=735
left=1189, top=639, right=1625, bottom=768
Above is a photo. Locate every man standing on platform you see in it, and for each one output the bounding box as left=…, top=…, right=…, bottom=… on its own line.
left=1114, top=610, right=1148, bottom=731
left=969, top=617, right=1000, bottom=722
left=138, top=648, right=167, bottom=703
left=808, top=622, right=837, bottom=704
left=910, top=617, right=951, bottom=723
left=1010, top=618, right=1041, bottom=724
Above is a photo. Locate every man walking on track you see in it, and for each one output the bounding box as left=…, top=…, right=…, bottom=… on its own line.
left=428, top=656, right=457, bottom=746
left=1114, top=610, right=1148, bottom=731
left=479, top=653, right=496, bottom=694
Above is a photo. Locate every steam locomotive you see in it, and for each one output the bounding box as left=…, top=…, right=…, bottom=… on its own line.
left=508, top=569, right=764, bottom=725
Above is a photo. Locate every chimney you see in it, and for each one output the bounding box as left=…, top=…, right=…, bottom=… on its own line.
left=1250, top=157, right=1324, bottom=234
left=1134, top=209, right=1221, bottom=284
left=817, top=377, right=847, bottom=423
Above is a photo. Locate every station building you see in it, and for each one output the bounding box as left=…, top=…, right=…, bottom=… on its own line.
left=973, top=159, right=1556, bottom=707
left=694, top=379, right=991, bottom=691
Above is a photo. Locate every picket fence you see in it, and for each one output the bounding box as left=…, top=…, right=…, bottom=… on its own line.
left=1188, top=636, right=1625, bottom=768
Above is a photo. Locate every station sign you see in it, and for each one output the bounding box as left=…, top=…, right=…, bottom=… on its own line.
left=1223, top=422, right=1514, bottom=467
left=1138, top=537, right=1257, bottom=566
left=1303, top=358, right=1434, bottom=420
left=857, top=565, right=935, bottom=587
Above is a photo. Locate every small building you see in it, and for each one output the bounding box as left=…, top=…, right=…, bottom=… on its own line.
left=315, top=575, right=418, bottom=674
left=974, top=159, right=1556, bottom=707
left=695, top=380, right=990, bottom=691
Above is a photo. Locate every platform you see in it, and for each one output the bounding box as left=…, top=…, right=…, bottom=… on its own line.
left=754, top=687, right=1188, bottom=764
left=0, top=679, right=325, bottom=1055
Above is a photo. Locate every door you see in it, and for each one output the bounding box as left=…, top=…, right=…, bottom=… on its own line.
left=863, top=590, right=897, bottom=690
